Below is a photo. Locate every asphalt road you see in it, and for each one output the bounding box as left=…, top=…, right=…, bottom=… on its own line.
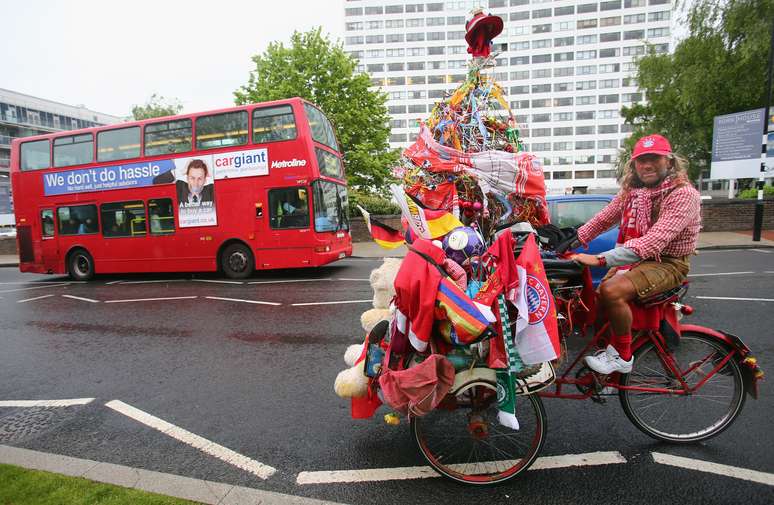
left=0, top=250, right=772, bottom=504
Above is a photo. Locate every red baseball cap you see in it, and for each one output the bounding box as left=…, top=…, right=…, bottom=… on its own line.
left=632, top=134, right=672, bottom=160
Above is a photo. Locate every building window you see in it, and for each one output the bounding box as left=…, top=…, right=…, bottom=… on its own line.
left=599, top=94, right=620, bottom=104
left=533, top=54, right=552, bottom=63
left=600, top=31, right=621, bottom=42
left=532, top=23, right=552, bottom=33
left=601, top=0, right=622, bottom=10
left=364, top=6, right=383, bottom=14
left=532, top=99, right=552, bottom=108
left=553, top=127, right=573, bottom=136
left=577, top=19, right=598, bottom=29
left=624, top=29, right=645, bottom=40
left=624, top=13, right=646, bottom=24
left=600, top=16, right=622, bottom=26
left=427, top=16, right=445, bottom=25
left=386, top=19, right=405, bottom=28
left=388, top=105, right=407, bottom=114
left=386, top=34, right=404, bottom=43
left=533, top=38, right=552, bottom=49
left=367, top=64, right=385, bottom=73
left=577, top=34, right=598, bottom=44
left=575, top=141, right=595, bottom=150
left=532, top=113, right=550, bottom=122
left=599, top=63, right=620, bottom=73
left=511, top=85, right=529, bottom=94
left=345, top=7, right=363, bottom=16
left=554, top=97, right=573, bottom=106
left=599, top=139, right=618, bottom=148
left=554, top=51, right=574, bottom=62
left=623, top=45, right=645, bottom=56
left=578, top=3, right=598, bottom=13
left=408, top=61, right=425, bottom=70
left=599, top=78, right=619, bottom=88
left=576, top=50, right=597, bottom=60
left=554, top=82, right=572, bottom=92
left=575, top=170, right=595, bottom=179
left=598, top=124, right=619, bottom=134
left=576, top=126, right=596, bottom=135
left=554, top=112, right=573, bottom=121
left=625, top=0, right=646, bottom=6
left=577, top=95, right=596, bottom=105
left=532, top=128, right=552, bottom=137
left=427, top=46, right=445, bottom=55
left=511, top=56, right=530, bottom=66
left=553, top=171, right=571, bottom=180
left=511, top=11, right=529, bottom=20
left=554, top=36, right=574, bottom=47
left=533, top=68, right=551, bottom=78
left=555, top=6, right=575, bottom=15
left=388, top=63, right=405, bottom=71
left=649, top=10, right=670, bottom=21
left=576, top=111, right=596, bottom=120
left=648, top=27, right=670, bottom=38
left=532, top=83, right=552, bottom=93
left=532, top=8, right=551, bottom=18
left=386, top=4, right=404, bottom=14
left=576, top=65, right=598, bottom=75
left=511, top=70, right=530, bottom=79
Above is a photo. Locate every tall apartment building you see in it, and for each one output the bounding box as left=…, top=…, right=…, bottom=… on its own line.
left=0, top=88, right=122, bottom=224
left=342, top=0, right=674, bottom=194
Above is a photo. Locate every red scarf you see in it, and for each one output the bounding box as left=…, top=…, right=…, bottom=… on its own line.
left=619, top=176, right=677, bottom=244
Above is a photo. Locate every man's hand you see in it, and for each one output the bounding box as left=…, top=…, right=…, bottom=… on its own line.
left=570, top=253, right=599, bottom=266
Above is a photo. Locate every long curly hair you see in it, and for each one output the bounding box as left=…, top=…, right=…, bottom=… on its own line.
left=618, top=153, right=690, bottom=192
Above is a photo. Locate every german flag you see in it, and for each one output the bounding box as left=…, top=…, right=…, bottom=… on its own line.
left=357, top=205, right=406, bottom=250
left=390, top=184, right=463, bottom=240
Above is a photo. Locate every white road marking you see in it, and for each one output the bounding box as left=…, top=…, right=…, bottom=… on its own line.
left=687, top=271, right=754, bottom=277
left=652, top=452, right=774, bottom=487
left=105, top=400, right=276, bottom=479
left=291, top=299, right=372, bottom=307
left=17, top=294, right=56, bottom=303
left=104, top=296, right=198, bottom=304
left=61, top=294, right=100, bottom=303
left=765, top=271, right=774, bottom=274
left=247, top=278, right=332, bottom=285
left=117, top=279, right=187, bottom=285
left=0, top=283, right=70, bottom=294
left=204, top=296, right=281, bottom=306
left=751, top=248, right=772, bottom=253
left=695, top=296, right=774, bottom=302
left=0, top=398, right=94, bottom=407
left=296, top=451, right=626, bottom=484
left=105, top=280, right=124, bottom=285
left=337, top=278, right=370, bottom=281
left=191, top=279, right=244, bottom=285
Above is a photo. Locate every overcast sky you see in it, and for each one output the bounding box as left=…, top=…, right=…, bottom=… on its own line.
left=2, top=1, right=345, bottom=118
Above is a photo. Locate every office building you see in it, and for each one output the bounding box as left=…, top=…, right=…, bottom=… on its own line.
left=343, top=0, right=674, bottom=193
left=0, top=88, right=122, bottom=224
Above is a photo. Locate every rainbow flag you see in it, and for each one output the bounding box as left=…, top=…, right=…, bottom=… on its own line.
left=390, top=184, right=463, bottom=240
left=357, top=205, right=405, bottom=250
left=436, top=277, right=494, bottom=345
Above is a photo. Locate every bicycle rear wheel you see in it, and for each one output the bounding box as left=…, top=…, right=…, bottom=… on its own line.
left=411, top=382, right=546, bottom=485
left=619, top=331, right=746, bottom=443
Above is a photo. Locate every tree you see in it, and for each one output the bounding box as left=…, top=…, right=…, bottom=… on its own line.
left=621, top=0, right=774, bottom=180
left=234, top=28, right=398, bottom=193
left=132, top=93, right=183, bottom=120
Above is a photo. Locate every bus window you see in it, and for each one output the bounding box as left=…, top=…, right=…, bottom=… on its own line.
left=101, top=201, right=147, bottom=238
left=195, top=111, right=248, bottom=150
left=315, top=148, right=344, bottom=179
left=20, top=139, right=50, bottom=171
left=148, top=198, right=175, bottom=235
left=41, top=209, right=55, bottom=237
left=57, top=204, right=98, bottom=235
left=253, top=105, right=297, bottom=143
left=312, top=180, right=349, bottom=232
left=269, top=187, right=309, bottom=229
left=144, top=119, right=192, bottom=156
left=54, top=133, right=93, bottom=167
left=98, top=126, right=141, bottom=162
left=304, top=104, right=339, bottom=152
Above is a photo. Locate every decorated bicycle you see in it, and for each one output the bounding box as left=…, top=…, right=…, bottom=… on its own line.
left=334, top=9, right=764, bottom=486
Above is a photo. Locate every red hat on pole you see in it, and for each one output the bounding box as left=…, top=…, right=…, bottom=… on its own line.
left=465, top=9, right=504, bottom=58
left=632, top=134, right=673, bottom=160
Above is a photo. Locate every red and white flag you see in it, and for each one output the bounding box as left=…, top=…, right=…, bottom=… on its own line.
left=512, top=234, right=560, bottom=364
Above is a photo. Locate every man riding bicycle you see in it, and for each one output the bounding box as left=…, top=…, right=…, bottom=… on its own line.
left=570, top=134, right=702, bottom=374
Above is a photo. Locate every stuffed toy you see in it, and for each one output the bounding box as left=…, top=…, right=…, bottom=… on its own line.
left=360, top=257, right=401, bottom=333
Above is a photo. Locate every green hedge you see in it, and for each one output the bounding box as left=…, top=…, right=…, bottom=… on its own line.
left=738, top=185, right=774, bottom=199
left=348, top=191, right=399, bottom=216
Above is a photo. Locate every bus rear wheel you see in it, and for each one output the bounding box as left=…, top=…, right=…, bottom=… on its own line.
left=68, top=249, right=94, bottom=281
left=221, top=243, right=254, bottom=279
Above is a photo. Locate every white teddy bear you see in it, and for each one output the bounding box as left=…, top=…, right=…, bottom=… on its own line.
left=334, top=257, right=402, bottom=399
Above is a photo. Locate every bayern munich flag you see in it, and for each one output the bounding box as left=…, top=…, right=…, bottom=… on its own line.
left=512, top=234, right=560, bottom=364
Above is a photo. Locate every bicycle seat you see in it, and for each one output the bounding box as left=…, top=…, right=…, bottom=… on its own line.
left=636, top=281, right=689, bottom=307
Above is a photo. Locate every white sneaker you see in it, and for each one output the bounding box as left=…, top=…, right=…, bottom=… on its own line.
left=584, top=345, right=633, bottom=374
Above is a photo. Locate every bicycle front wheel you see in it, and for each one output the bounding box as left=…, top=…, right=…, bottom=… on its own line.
left=619, top=331, right=746, bottom=443
left=411, top=383, right=546, bottom=485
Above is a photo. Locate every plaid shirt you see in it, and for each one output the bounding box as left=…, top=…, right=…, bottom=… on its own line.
left=578, top=183, right=701, bottom=260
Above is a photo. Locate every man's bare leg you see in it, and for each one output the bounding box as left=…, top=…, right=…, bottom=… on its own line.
left=598, top=275, right=638, bottom=361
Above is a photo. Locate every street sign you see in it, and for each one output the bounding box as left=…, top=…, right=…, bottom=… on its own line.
left=710, top=108, right=765, bottom=179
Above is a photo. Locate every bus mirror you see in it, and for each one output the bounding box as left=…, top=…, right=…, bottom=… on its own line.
left=256, top=202, right=263, bottom=218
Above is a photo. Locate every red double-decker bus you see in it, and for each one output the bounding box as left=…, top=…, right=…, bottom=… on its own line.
left=10, top=98, right=352, bottom=280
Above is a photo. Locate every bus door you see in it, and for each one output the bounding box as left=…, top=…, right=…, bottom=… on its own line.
left=262, top=186, right=312, bottom=268
left=38, top=208, right=58, bottom=272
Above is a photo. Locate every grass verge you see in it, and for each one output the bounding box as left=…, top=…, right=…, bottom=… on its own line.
left=0, top=463, right=201, bottom=505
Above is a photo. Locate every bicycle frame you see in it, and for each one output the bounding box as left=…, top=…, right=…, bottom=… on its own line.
left=537, top=321, right=740, bottom=400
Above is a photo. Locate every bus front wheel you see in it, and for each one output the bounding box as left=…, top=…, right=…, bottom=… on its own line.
left=68, top=249, right=94, bottom=281
left=221, top=243, right=254, bottom=279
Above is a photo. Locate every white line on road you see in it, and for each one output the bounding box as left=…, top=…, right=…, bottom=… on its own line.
left=751, top=248, right=772, bottom=253
left=687, top=271, right=754, bottom=277
left=336, top=278, right=370, bottom=281
left=204, top=296, right=281, bottom=306
left=61, top=294, right=100, bottom=303
left=247, top=278, right=332, bottom=285
left=117, top=279, right=188, bottom=285
left=0, top=398, right=94, bottom=407
left=695, top=296, right=774, bottom=302
left=296, top=451, right=626, bottom=484
left=291, top=299, right=373, bottom=307
left=105, top=280, right=124, bottom=285
left=105, top=400, right=276, bottom=480
left=652, top=452, right=774, bottom=487
left=104, top=296, right=198, bottom=304
left=17, top=294, right=55, bottom=303
left=191, top=279, right=244, bottom=285
left=0, top=283, right=70, bottom=294
left=765, top=271, right=774, bottom=274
